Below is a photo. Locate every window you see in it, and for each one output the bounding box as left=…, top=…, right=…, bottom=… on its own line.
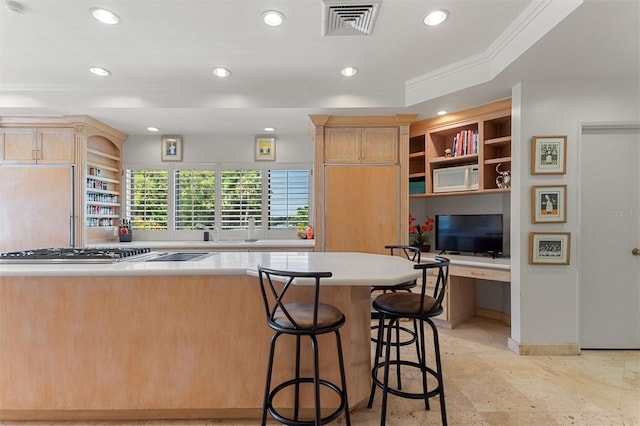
left=125, top=169, right=168, bottom=230
left=174, top=170, right=216, bottom=230
left=220, top=168, right=262, bottom=230
left=268, top=169, right=310, bottom=229
left=124, top=164, right=311, bottom=237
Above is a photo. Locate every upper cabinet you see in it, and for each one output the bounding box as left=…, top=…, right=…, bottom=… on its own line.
left=409, top=98, right=512, bottom=197
left=0, top=127, right=75, bottom=164
left=324, top=126, right=399, bottom=163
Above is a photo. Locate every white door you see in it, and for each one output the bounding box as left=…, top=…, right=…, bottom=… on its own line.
left=579, top=124, right=640, bottom=349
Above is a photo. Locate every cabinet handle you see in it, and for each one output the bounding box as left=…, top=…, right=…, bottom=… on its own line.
left=32, top=149, right=37, bottom=160
left=471, top=271, right=486, bottom=277
left=633, top=248, right=640, bottom=256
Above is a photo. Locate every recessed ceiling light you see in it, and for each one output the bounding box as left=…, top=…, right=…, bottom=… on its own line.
left=437, top=110, right=448, bottom=116
left=424, top=9, right=449, bottom=26
left=264, top=127, right=275, bottom=132
left=4, top=1, right=26, bottom=14
left=89, top=66, right=111, bottom=77
left=340, top=67, right=358, bottom=77
left=90, top=8, right=119, bottom=25
left=212, top=67, right=231, bottom=78
left=262, top=10, right=285, bottom=27
left=147, top=127, right=159, bottom=132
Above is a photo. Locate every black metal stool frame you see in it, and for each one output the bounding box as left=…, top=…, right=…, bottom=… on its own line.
left=370, top=245, right=421, bottom=390
left=368, top=256, right=450, bottom=426
left=258, top=265, right=351, bottom=426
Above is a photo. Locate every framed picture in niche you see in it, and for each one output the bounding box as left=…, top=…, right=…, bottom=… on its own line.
left=531, top=185, right=567, bottom=223
left=531, top=135, right=566, bottom=174
left=529, top=232, right=571, bottom=265
left=161, top=136, right=183, bottom=162
left=255, top=137, right=276, bottom=161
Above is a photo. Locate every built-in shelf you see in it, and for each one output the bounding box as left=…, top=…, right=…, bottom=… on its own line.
left=408, top=99, right=512, bottom=196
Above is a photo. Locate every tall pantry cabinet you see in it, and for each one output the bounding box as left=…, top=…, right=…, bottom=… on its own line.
left=0, top=116, right=127, bottom=251
left=308, top=115, right=416, bottom=254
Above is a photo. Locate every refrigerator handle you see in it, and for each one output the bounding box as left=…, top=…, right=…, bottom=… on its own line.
left=69, top=216, right=75, bottom=248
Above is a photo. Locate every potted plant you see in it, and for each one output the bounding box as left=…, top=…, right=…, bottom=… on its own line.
left=409, top=213, right=435, bottom=252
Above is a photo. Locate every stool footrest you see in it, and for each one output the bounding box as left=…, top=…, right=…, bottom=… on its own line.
left=371, top=360, right=442, bottom=400
left=267, top=377, right=348, bottom=426
left=370, top=324, right=417, bottom=346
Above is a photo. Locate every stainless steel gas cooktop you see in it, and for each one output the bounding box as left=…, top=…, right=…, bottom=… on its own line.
left=0, top=247, right=153, bottom=264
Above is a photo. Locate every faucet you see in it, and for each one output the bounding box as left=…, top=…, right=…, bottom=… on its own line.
left=195, top=223, right=218, bottom=242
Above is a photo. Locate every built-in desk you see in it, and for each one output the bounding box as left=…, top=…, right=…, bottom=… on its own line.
left=422, top=254, right=511, bottom=328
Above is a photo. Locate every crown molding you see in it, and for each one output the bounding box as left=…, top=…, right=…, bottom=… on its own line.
left=405, top=0, right=583, bottom=106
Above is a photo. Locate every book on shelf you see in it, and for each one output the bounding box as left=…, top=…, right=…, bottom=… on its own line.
left=450, top=129, right=479, bottom=157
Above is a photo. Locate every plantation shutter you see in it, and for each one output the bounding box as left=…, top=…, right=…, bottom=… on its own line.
left=174, top=170, right=216, bottom=230
left=220, top=168, right=262, bottom=230
left=268, top=169, right=310, bottom=229
left=125, top=169, right=169, bottom=230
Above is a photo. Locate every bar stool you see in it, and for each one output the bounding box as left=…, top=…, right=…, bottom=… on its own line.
left=257, top=265, right=351, bottom=426
left=370, top=245, right=421, bottom=390
left=368, top=256, right=450, bottom=426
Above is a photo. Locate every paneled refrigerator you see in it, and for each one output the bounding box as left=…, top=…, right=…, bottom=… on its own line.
left=0, top=165, right=75, bottom=252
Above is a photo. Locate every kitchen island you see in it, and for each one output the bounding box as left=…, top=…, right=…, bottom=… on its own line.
left=0, top=251, right=419, bottom=421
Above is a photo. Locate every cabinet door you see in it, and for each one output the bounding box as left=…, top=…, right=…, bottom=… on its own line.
left=0, top=128, right=37, bottom=163
left=324, top=127, right=361, bottom=163
left=362, top=127, right=398, bottom=163
left=38, top=128, right=75, bottom=164
left=0, top=128, right=74, bottom=164
left=324, top=165, right=399, bottom=253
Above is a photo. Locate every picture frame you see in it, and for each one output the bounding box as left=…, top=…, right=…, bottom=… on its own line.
left=255, top=136, right=276, bottom=161
left=531, top=135, right=567, bottom=174
left=161, top=136, right=183, bottom=162
left=531, top=185, right=567, bottom=223
left=529, top=232, right=571, bottom=265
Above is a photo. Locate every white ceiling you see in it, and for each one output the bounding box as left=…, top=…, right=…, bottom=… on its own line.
left=0, top=0, right=638, bottom=137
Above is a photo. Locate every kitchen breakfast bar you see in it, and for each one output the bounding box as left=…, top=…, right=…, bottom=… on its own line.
left=0, top=251, right=420, bottom=421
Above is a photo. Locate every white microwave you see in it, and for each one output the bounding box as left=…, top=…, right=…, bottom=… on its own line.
left=433, top=164, right=479, bottom=193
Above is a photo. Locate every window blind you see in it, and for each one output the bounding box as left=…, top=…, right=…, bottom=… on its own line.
left=268, top=169, right=310, bottom=229
left=174, top=170, right=216, bottom=230
left=125, top=169, right=169, bottom=230
left=220, top=168, right=262, bottom=230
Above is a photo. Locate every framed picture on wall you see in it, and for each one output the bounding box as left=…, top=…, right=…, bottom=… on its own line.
left=161, top=136, right=183, bottom=162
left=531, top=185, right=567, bottom=223
left=255, top=137, right=276, bottom=161
left=531, top=135, right=567, bottom=174
left=529, top=232, right=571, bottom=265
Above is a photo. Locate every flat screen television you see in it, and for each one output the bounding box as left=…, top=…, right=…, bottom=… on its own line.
left=435, top=214, right=503, bottom=257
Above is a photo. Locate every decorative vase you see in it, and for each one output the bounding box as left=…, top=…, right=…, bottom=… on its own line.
left=419, top=244, right=431, bottom=253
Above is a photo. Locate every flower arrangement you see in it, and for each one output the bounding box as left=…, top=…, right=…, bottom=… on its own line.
left=409, top=213, right=435, bottom=247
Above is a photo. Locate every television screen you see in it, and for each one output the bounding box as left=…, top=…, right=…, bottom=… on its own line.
left=435, top=214, right=503, bottom=256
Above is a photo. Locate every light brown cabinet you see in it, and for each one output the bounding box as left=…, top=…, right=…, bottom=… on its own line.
left=0, top=127, right=75, bottom=164
left=308, top=114, right=416, bottom=253
left=324, top=127, right=399, bottom=163
left=409, top=98, right=512, bottom=196
left=0, top=115, right=127, bottom=248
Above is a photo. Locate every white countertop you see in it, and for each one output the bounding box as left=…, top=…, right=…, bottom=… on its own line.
left=90, top=239, right=315, bottom=250
left=422, top=253, right=511, bottom=270
left=0, top=251, right=421, bottom=286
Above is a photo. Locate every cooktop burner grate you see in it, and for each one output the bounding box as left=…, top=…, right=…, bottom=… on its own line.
left=0, top=247, right=152, bottom=263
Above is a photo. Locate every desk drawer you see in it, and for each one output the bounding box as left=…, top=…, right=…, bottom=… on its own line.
left=450, top=265, right=510, bottom=282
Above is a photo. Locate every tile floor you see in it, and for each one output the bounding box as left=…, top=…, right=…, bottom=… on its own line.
left=1, top=317, right=638, bottom=426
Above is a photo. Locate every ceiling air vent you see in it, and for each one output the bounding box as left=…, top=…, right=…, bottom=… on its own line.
left=322, top=0, right=381, bottom=36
